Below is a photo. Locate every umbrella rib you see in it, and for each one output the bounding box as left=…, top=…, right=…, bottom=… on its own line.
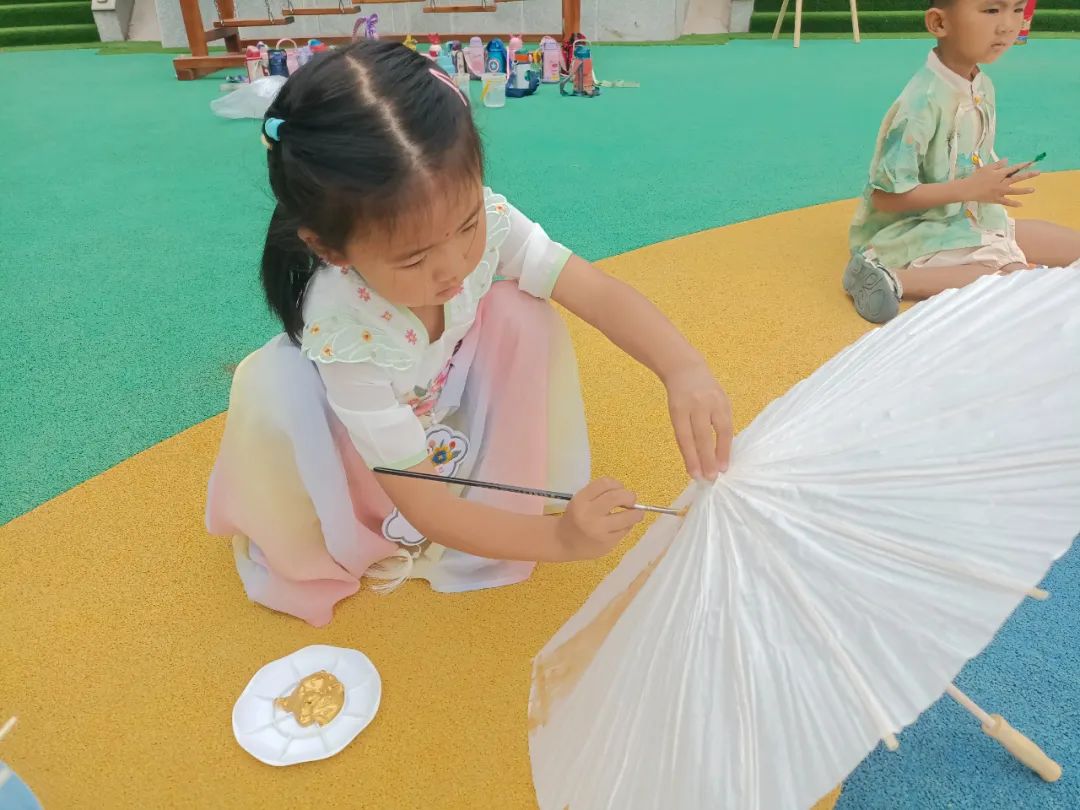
left=753, top=366, right=1079, bottom=457
left=716, top=502, right=761, bottom=809
left=745, top=445, right=1080, bottom=482
left=720, top=487, right=901, bottom=752
left=730, top=479, right=1052, bottom=599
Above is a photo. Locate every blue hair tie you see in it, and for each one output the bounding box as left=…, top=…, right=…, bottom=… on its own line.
left=264, top=117, right=285, bottom=142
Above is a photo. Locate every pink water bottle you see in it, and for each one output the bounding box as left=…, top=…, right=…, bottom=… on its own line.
left=245, top=45, right=264, bottom=82
left=464, top=36, right=485, bottom=78
left=539, top=36, right=560, bottom=84
left=508, top=34, right=523, bottom=77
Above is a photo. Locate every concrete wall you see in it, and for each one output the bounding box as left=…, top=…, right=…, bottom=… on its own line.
left=580, top=0, right=689, bottom=41
left=683, top=0, right=730, bottom=35
left=93, top=0, right=136, bottom=41
left=158, top=0, right=739, bottom=50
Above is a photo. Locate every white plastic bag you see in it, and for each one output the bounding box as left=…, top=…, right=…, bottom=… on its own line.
left=210, top=76, right=288, bottom=120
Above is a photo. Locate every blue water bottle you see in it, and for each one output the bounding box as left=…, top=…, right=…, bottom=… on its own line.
left=437, top=43, right=455, bottom=74
left=268, top=47, right=290, bottom=77
left=485, top=37, right=507, bottom=75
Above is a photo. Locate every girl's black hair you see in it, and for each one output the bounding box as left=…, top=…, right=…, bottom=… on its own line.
left=261, top=40, right=483, bottom=341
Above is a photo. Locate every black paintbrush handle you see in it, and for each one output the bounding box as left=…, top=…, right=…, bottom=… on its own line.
left=371, top=467, right=685, bottom=517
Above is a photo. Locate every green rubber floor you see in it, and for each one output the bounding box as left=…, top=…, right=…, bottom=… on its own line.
left=1, top=39, right=1078, bottom=524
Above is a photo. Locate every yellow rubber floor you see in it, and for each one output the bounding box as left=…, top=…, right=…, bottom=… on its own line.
left=3, top=174, right=1077, bottom=808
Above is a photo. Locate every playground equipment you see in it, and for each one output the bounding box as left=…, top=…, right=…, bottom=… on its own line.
left=173, top=0, right=583, bottom=81
left=771, top=0, right=860, bottom=47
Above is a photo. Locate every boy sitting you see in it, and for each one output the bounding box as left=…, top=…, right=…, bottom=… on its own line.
left=845, top=0, right=1080, bottom=323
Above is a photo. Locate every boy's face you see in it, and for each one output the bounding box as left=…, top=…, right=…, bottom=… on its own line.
left=927, top=0, right=1027, bottom=66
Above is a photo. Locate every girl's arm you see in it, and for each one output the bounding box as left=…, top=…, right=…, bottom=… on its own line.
left=314, top=353, right=642, bottom=564
left=552, top=254, right=733, bottom=481
left=378, top=464, right=642, bottom=562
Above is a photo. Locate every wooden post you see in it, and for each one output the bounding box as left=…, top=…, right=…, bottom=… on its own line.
left=217, top=0, right=241, bottom=53
left=562, top=0, right=581, bottom=39
left=178, top=0, right=209, bottom=57
left=771, top=0, right=790, bottom=40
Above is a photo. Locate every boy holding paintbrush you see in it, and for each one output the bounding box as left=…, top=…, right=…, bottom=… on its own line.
left=843, top=0, right=1080, bottom=323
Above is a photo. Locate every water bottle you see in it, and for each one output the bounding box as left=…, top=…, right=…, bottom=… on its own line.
left=245, top=45, right=264, bottom=82
left=539, top=36, right=560, bottom=83
left=485, top=38, right=507, bottom=75
left=465, top=36, right=485, bottom=77
left=268, top=47, right=289, bottom=77
left=256, top=41, right=269, bottom=72
left=437, top=43, right=454, bottom=74
left=508, top=34, right=523, bottom=75
left=513, top=53, right=531, bottom=87
left=574, top=40, right=594, bottom=95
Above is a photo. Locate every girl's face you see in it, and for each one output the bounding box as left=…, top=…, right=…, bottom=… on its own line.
left=305, top=179, right=487, bottom=310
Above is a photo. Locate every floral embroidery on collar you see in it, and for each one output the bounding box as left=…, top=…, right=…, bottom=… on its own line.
left=301, top=188, right=512, bottom=370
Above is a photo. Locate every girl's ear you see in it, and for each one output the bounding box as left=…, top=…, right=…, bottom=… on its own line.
left=925, top=8, right=948, bottom=37
left=298, top=226, right=348, bottom=267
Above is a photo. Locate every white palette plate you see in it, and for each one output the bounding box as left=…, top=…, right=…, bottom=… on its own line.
left=233, top=645, right=381, bottom=767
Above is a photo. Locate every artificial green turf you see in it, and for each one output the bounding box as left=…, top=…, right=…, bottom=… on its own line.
left=752, top=8, right=1080, bottom=33
left=0, top=1, right=91, bottom=28
left=0, top=22, right=96, bottom=46
left=1, top=39, right=1078, bottom=522
left=754, top=0, right=1077, bottom=9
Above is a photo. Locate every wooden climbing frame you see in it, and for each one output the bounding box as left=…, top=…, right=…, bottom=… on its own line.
left=173, top=0, right=582, bottom=80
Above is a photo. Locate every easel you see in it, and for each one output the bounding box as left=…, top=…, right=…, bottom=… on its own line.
left=174, top=0, right=583, bottom=80
left=770, top=0, right=859, bottom=48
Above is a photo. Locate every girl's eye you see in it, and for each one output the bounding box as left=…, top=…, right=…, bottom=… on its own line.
left=402, top=256, right=426, bottom=269
left=463, top=219, right=479, bottom=232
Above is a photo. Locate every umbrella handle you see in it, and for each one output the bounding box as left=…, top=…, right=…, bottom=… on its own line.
left=982, top=714, right=1062, bottom=782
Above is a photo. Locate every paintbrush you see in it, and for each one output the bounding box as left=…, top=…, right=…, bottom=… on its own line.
left=372, top=468, right=688, bottom=517
left=1007, top=151, right=1046, bottom=177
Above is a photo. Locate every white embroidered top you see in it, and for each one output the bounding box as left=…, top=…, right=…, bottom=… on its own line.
left=300, top=189, right=572, bottom=469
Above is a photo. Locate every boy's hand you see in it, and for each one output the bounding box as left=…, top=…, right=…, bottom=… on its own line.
left=964, top=160, right=1039, bottom=207
left=665, top=364, right=733, bottom=482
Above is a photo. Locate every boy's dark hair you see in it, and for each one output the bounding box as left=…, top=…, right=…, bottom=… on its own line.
left=260, top=40, right=483, bottom=341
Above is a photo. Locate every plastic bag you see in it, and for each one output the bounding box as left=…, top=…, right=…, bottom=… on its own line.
left=210, top=76, right=287, bottom=120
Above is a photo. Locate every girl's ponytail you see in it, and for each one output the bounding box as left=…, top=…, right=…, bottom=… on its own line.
left=261, top=203, right=316, bottom=342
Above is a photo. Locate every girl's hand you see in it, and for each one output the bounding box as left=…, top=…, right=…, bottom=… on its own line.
left=665, top=364, right=733, bottom=481
left=556, top=478, right=644, bottom=560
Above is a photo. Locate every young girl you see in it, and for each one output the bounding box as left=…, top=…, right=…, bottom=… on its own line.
left=207, top=41, right=732, bottom=627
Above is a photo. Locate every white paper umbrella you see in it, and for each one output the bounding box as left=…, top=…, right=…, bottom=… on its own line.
left=529, top=268, right=1080, bottom=810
